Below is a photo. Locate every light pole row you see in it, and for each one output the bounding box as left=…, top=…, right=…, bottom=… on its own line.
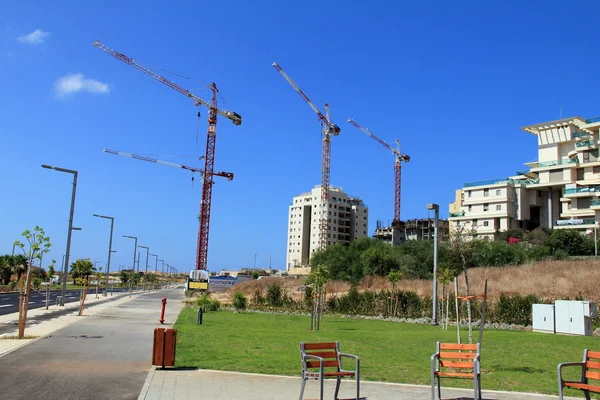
left=42, top=164, right=173, bottom=303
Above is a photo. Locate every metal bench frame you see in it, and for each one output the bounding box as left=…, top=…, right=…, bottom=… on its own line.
left=558, top=349, right=600, bottom=400
left=299, top=341, right=360, bottom=400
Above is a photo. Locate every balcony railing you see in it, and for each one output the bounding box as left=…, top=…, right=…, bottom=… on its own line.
left=585, top=116, right=600, bottom=124
left=564, top=186, right=600, bottom=194
left=464, top=178, right=511, bottom=187
left=576, top=140, right=594, bottom=148
left=573, top=131, right=590, bottom=139
left=536, top=158, right=578, bottom=168
left=591, top=200, right=600, bottom=207
left=449, top=211, right=465, bottom=217
left=554, top=218, right=597, bottom=227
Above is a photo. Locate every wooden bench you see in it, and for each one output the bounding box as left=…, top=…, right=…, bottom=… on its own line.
left=558, top=349, right=600, bottom=399
left=431, top=342, right=481, bottom=400
left=299, top=341, right=360, bottom=400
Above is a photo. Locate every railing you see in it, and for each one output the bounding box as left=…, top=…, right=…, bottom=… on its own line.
left=516, top=170, right=531, bottom=175
left=586, top=116, right=600, bottom=124
left=536, top=158, right=578, bottom=168
left=515, top=179, right=540, bottom=185
left=573, top=131, right=590, bottom=139
left=449, top=211, right=465, bottom=217
left=564, top=186, right=600, bottom=194
left=554, top=218, right=597, bottom=227
left=591, top=199, right=600, bottom=206
left=576, top=140, right=594, bottom=148
left=464, top=178, right=511, bottom=187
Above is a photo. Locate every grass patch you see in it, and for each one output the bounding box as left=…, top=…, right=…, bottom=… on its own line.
left=174, top=308, right=600, bottom=396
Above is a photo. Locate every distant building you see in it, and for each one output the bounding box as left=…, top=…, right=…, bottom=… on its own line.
left=373, top=218, right=449, bottom=245
left=448, top=115, right=600, bottom=239
left=286, top=185, right=369, bottom=272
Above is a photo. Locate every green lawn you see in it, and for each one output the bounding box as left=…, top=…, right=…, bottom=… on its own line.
left=174, top=308, right=600, bottom=396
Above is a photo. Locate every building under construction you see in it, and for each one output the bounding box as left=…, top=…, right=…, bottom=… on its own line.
left=374, top=218, right=449, bottom=245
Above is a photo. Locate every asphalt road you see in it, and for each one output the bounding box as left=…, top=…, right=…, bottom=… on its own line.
left=0, top=288, right=184, bottom=400
left=0, top=288, right=130, bottom=315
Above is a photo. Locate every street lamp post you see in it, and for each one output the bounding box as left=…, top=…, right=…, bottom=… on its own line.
left=426, top=203, right=440, bottom=326
left=159, top=259, right=164, bottom=288
left=42, top=164, right=78, bottom=306
left=93, top=214, right=114, bottom=297
left=123, top=235, right=138, bottom=290
left=139, top=246, right=150, bottom=290
left=150, top=253, right=158, bottom=290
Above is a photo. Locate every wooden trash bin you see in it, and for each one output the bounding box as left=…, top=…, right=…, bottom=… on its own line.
left=152, top=328, right=177, bottom=368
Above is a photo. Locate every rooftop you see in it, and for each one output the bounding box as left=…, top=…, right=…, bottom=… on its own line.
left=521, top=116, right=586, bottom=135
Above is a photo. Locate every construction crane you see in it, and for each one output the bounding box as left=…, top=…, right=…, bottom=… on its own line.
left=94, top=41, right=242, bottom=271
left=348, top=119, right=410, bottom=223
left=103, top=148, right=234, bottom=181
left=272, top=62, right=340, bottom=251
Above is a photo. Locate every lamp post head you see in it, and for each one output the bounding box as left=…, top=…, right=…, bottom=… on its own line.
left=426, top=203, right=439, bottom=211
left=123, top=235, right=137, bottom=239
left=72, top=227, right=82, bottom=231
left=41, top=164, right=53, bottom=169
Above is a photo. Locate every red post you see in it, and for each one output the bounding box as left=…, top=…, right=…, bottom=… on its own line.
left=159, top=297, right=167, bottom=324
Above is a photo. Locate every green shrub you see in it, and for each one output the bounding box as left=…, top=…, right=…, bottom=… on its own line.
left=266, top=283, right=283, bottom=307
left=196, top=293, right=220, bottom=311
left=233, top=292, right=247, bottom=311
left=32, top=278, right=42, bottom=290
left=545, top=229, right=594, bottom=256
left=8, top=281, right=16, bottom=290
left=493, top=294, right=540, bottom=325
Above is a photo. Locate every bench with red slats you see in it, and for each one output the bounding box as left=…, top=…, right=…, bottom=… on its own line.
left=431, top=342, right=482, bottom=400
left=558, top=349, right=600, bottom=399
left=299, top=342, right=360, bottom=400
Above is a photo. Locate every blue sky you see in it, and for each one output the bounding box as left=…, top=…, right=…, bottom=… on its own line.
left=2, top=0, right=600, bottom=272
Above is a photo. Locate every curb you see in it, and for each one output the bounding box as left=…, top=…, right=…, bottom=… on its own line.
left=137, top=365, right=156, bottom=400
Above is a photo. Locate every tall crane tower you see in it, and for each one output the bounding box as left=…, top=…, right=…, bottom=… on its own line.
left=272, top=62, right=340, bottom=251
left=348, top=119, right=410, bottom=223
left=94, top=41, right=242, bottom=270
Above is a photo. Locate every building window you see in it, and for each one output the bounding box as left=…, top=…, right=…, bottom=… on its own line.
left=583, top=152, right=590, bottom=163
left=363, top=231, right=366, bottom=234
left=594, top=166, right=600, bottom=174
left=496, top=205, right=501, bottom=211
left=484, top=189, right=489, bottom=197
left=468, top=205, right=472, bottom=212
left=484, top=221, right=489, bottom=227
left=537, top=190, right=542, bottom=198
left=467, top=190, right=472, bottom=197
left=472, top=219, right=477, bottom=226
left=334, top=212, right=337, bottom=216
left=496, top=189, right=501, bottom=195
left=483, top=203, right=489, bottom=211
left=364, top=216, right=367, bottom=220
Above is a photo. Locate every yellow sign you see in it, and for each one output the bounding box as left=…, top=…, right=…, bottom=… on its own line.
left=189, top=281, right=208, bottom=290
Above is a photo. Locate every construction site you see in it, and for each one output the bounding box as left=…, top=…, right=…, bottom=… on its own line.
left=373, top=218, right=450, bottom=246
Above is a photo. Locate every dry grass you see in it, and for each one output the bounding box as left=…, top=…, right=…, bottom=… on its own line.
left=220, top=260, right=600, bottom=304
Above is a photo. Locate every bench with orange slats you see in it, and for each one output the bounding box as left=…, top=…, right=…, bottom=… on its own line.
left=558, top=349, right=600, bottom=399
left=431, top=342, right=482, bottom=400
left=299, top=342, right=360, bottom=400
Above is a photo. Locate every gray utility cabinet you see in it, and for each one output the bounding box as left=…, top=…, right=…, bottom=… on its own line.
left=532, top=304, right=555, bottom=333
left=554, top=300, right=597, bottom=336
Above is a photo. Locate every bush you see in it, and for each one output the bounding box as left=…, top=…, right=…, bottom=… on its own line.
left=266, top=283, right=283, bottom=307
left=196, top=293, right=220, bottom=311
left=32, top=278, right=42, bottom=290
left=545, top=229, right=594, bottom=256
left=8, top=281, right=16, bottom=290
left=233, top=292, right=247, bottom=311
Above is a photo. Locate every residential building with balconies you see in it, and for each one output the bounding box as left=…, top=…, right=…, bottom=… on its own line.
left=448, top=115, right=600, bottom=238
left=286, top=185, right=368, bottom=272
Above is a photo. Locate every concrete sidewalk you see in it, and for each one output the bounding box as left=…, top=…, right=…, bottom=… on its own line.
left=139, top=369, right=579, bottom=400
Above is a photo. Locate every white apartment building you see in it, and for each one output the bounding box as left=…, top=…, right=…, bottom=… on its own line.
left=449, top=116, right=600, bottom=239
left=286, top=185, right=368, bottom=272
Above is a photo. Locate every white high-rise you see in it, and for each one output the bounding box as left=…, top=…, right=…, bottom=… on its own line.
left=286, top=185, right=368, bottom=273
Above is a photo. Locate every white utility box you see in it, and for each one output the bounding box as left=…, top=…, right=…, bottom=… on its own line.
left=554, top=300, right=597, bottom=336
left=532, top=304, right=555, bottom=333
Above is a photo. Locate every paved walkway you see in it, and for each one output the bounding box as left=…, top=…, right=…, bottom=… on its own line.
left=139, top=369, right=578, bottom=400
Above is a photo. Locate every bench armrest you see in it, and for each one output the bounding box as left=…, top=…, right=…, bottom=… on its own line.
left=474, top=354, right=481, bottom=375
left=339, top=352, right=360, bottom=373
left=557, top=362, right=586, bottom=383
left=431, top=352, right=440, bottom=373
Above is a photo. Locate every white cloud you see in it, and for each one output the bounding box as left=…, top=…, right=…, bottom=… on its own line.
left=17, top=29, right=50, bottom=45
left=54, top=73, right=111, bottom=97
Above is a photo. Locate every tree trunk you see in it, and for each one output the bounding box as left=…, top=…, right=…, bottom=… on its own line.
left=45, top=282, right=49, bottom=310
left=463, top=267, right=473, bottom=344
left=18, top=268, right=34, bottom=339
left=78, top=287, right=88, bottom=316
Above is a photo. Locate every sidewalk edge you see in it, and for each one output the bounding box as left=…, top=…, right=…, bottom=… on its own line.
left=137, top=365, right=156, bottom=400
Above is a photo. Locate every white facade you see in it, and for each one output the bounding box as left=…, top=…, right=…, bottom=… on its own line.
left=287, top=185, right=368, bottom=271
left=449, top=116, right=600, bottom=239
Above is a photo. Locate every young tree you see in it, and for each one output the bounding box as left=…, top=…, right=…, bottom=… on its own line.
left=308, top=264, right=329, bottom=331
left=446, top=225, right=480, bottom=343
left=95, top=267, right=103, bottom=298
left=13, top=226, right=52, bottom=339
left=70, top=259, right=95, bottom=282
